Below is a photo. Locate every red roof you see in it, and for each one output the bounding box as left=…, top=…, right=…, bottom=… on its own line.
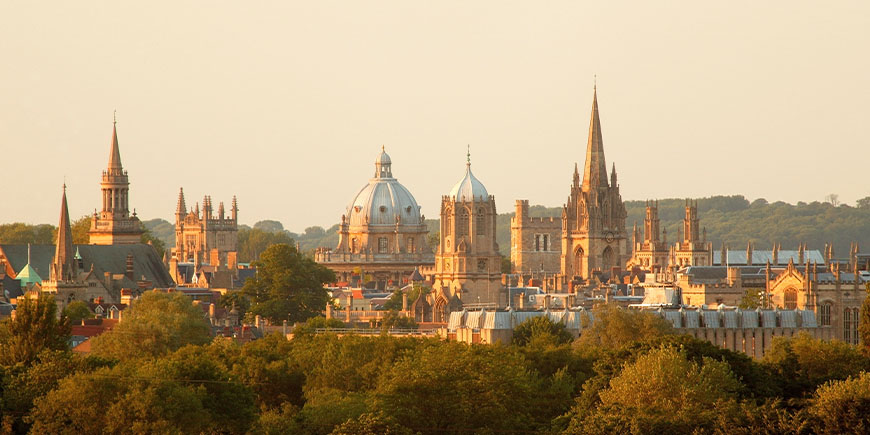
left=71, top=318, right=118, bottom=338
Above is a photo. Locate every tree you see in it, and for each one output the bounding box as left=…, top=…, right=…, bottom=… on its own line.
left=426, top=231, right=440, bottom=249
left=824, top=193, right=840, bottom=206
left=70, top=215, right=92, bottom=244
left=238, top=227, right=296, bottom=262
left=512, top=316, right=574, bottom=347
left=330, top=412, right=413, bottom=435
left=810, top=372, right=870, bottom=434
left=219, top=290, right=250, bottom=320
left=141, top=227, right=166, bottom=258
left=379, top=311, right=416, bottom=331
left=243, top=244, right=335, bottom=324
left=254, top=220, right=286, bottom=233
left=857, top=196, right=870, bottom=209
left=0, top=294, right=70, bottom=366
left=91, top=291, right=212, bottom=360
left=62, top=300, right=94, bottom=324
left=860, top=286, right=870, bottom=357
left=501, top=255, right=513, bottom=274
left=738, top=288, right=762, bottom=309
left=575, top=304, right=674, bottom=349
left=0, top=222, right=55, bottom=244
left=292, top=317, right=346, bottom=336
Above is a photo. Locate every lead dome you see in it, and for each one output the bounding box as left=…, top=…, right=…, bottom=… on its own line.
left=448, top=151, right=489, bottom=202
left=346, top=147, right=423, bottom=226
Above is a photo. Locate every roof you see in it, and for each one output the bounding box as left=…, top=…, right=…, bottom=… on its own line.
left=448, top=154, right=489, bottom=202
left=15, top=262, right=42, bottom=287
left=712, top=249, right=825, bottom=265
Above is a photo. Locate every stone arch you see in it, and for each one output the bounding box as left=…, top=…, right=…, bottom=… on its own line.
left=573, top=246, right=585, bottom=278
left=434, top=296, right=448, bottom=323
left=601, top=246, right=614, bottom=272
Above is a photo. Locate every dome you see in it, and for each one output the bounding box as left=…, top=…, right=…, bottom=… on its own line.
left=346, top=148, right=423, bottom=226
left=449, top=153, right=489, bottom=202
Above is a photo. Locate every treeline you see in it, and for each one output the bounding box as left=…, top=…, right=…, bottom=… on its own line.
left=2, top=292, right=870, bottom=433
left=0, top=218, right=166, bottom=257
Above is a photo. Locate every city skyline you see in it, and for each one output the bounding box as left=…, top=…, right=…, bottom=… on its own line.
left=2, top=1, right=868, bottom=232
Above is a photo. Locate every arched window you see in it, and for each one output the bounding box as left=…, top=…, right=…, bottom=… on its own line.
left=601, top=246, right=614, bottom=272
left=819, top=302, right=832, bottom=326
left=378, top=237, right=388, bottom=254
left=445, top=215, right=452, bottom=236
left=476, top=211, right=485, bottom=235
left=574, top=247, right=584, bottom=278
left=407, top=237, right=415, bottom=253
left=783, top=289, right=797, bottom=310
left=844, top=308, right=853, bottom=344
left=457, top=210, right=469, bottom=236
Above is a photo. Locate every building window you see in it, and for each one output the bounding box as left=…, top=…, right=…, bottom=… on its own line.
left=378, top=237, right=388, bottom=253
left=458, top=211, right=468, bottom=236
left=351, top=238, right=359, bottom=253
left=543, top=234, right=549, bottom=251
left=784, top=289, right=797, bottom=310
left=445, top=215, right=452, bottom=236
left=820, top=302, right=832, bottom=326
left=407, top=237, right=415, bottom=253
left=844, top=308, right=853, bottom=344
left=535, top=235, right=541, bottom=252
left=476, top=211, right=485, bottom=235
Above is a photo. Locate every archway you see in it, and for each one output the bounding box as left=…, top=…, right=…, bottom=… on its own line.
left=601, top=246, right=614, bottom=273
left=573, top=247, right=585, bottom=278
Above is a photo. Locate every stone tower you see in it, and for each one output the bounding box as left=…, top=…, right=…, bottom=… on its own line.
left=88, top=118, right=144, bottom=245
left=673, top=199, right=712, bottom=267
left=171, top=187, right=239, bottom=269
left=433, top=150, right=502, bottom=307
left=627, top=200, right=669, bottom=271
left=560, top=86, right=628, bottom=283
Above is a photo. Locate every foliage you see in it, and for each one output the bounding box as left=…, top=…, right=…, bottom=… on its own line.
left=860, top=287, right=870, bottom=356
left=254, top=220, right=286, bottom=233
left=0, top=222, right=55, bottom=244
left=142, top=218, right=175, bottom=247
left=90, top=291, right=212, bottom=360
left=0, top=294, right=71, bottom=366
left=70, top=215, right=91, bottom=244
left=140, top=226, right=166, bottom=258
left=512, top=315, right=574, bottom=347
left=243, top=244, right=335, bottom=324
left=810, top=371, right=870, bottom=434
left=379, top=311, right=417, bottom=331
left=238, top=227, right=297, bottom=263
left=575, top=304, right=674, bottom=349
left=763, top=332, right=870, bottom=398
left=62, top=300, right=94, bottom=324
left=858, top=196, right=870, bottom=209
left=738, top=287, right=762, bottom=309
left=292, top=317, right=346, bottom=335
left=382, top=285, right=423, bottom=311
left=330, top=412, right=413, bottom=435
left=219, top=289, right=250, bottom=320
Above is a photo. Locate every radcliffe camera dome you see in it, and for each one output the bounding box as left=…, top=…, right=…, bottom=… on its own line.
left=346, top=147, right=423, bottom=226
left=448, top=152, right=489, bottom=201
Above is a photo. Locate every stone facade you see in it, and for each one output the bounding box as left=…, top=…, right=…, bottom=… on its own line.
left=510, top=200, right=561, bottom=275
left=170, top=188, right=239, bottom=270
left=88, top=121, right=144, bottom=245
left=431, top=153, right=503, bottom=308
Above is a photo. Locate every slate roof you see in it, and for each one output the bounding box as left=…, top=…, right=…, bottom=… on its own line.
left=712, top=249, right=825, bottom=265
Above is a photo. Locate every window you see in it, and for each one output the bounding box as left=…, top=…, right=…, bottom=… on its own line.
left=351, top=238, right=359, bottom=253
left=476, top=212, right=485, bottom=235
left=378, top=237, right=388, bottom=253
left=407, top=237, right=415, bottom=253
left=543, top=234, right=549, bottom=251
left=820, top=302, right=832, bottom=326
left=844, top=307, right=859, bottom=344
left=784, top=289, right=797, bottom=310
left=445, top=215, right=452, bottom=236
left=458, top=211, right=468, bottom=236
left=535, top=235, right=541, bottom=252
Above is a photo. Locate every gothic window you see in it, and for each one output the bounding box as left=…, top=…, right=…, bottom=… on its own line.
left=844, top=308, right=853, bottom=344
left=445, top=215, right=452, bottom=236
left=407, top=237, right=415, bottom=253
left=458, top=211, right=469, bottom=236
left=820, top=302, right=832, bottom=326
left=784, top=289, right=797, bottom=310
left=574, top=247, right=584, bottom=277
left=535, top=235, right=541, bottom=252
left=543, top=235, right=549, bottom=251
left=476, top=210, right=485, bottom=235
left=378, top=237, right=388, bottom=254
left=601, top=246, right=614, bottom=272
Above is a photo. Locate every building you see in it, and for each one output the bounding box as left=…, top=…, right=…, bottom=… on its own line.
left=672, top=200, right=712, bottom=267
left=511, top=86, right=628, bottom=288
left=626, top=200, right=670, bottom=272
left=510, top=200, right=561, bottom=276
left=169, top=188, right=239, bottom=286
left=429, top=151, right=503, bottom=309
left=315, top=147, right=434, bottom=290
left=88, top=119, right=145, bottom=245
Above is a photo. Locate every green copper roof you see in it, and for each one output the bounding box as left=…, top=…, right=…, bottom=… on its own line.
left=74, top=247, right=82, bottom=260
left=16, top=263, right=42, bottom=286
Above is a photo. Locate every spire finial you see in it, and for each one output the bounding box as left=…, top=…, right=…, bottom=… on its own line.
left=594, top=74, right=597, bottom=91
left=466, top=144, right=471, bottom=166
left=382, top=144, right=385, bottom=152
left=113, top=109, right=117, bottom=125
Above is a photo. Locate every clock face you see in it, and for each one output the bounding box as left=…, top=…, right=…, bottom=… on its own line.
left=477, top=259, right=487, bottom=272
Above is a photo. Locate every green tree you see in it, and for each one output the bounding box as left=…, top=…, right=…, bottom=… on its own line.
left=860, top=285, right=870, bottom=356
left=856, top=196, right=870, bottom=209
left=738, top=288, right=762, bottom=309
left=810, top=371, right=870, bottom=434
left=292, top=317, right=346, bottom=336
left=70, top=215, right=92, bottom=244
left=373, top=343, right=539, bottom=434
left=512, top=315, right=574, bottom=347
left=254, top=220, right=286, bottom=233
left=141, top=227, right=166, bottom=258
left=91, top=291, right=212, bottom=360
left=330, top=412, right=413, bottom=435
left=238, top=227, right=296, bottom=262
left=243, top=244, right=335, bottom=324
left=62, top=300, right=94, bottom=324
left=0, top=222, right=55, bottom=244
left=576, top=304, right=674, bottom=349
left=0, top=294, right=71, bottom=366
left=219, top=289, right=250, bottom=320
left=379, top=311, right=417, bottom=331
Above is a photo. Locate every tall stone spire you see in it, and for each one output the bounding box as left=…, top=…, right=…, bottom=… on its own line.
left=108, top=113, right=123, bottom=172
left=52, top=185, right=75, bottom=281
left=582, top=85, right=608, bottom=190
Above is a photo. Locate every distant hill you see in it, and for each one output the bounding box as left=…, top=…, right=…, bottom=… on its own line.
left=74, top=194, right=870, bottom=260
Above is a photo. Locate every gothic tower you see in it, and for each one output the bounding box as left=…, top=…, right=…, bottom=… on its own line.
left=673, top=199, right=712, bottom=267
left=433, top=150, right=502, bottom=307
left=627, top=200, right=669, bottom=271
left=560, top=86, right=628, bottom=284
left=51, top=185, right=76, bottom=282
left=88, top=118, right=144, bottom=245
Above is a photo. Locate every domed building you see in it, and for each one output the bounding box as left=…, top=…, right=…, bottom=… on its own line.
left=315, top=148, right=433, bottom=290
left=415, top=151, right=502, bottom=322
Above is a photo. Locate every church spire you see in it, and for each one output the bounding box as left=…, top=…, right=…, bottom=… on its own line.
left=176, top=187, right=187, bottom=216
left=52, top=185, right=75, bottom=281
left=108, top=112, right=123, bottom=171
left=582, top=85, right=608, bottom=190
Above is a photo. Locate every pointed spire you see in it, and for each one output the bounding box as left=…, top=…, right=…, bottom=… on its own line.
left=176, top=187, right=187, bottom=216
left=582, top=84, right=608, bottom=190
left=108, top=113, right=123, bottom=171
left=53, top=185, right=75, bottom=281
left=466, top=144, right=471, bottom=167
left=572, top=162, right=580, bottom=187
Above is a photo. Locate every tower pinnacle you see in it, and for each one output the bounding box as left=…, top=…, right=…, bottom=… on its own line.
left=582, top=85, right=608, bottom=190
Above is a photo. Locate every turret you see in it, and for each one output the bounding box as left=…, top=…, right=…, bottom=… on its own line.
left=231, top=195, right=238, bottom=221
left=176, top=188, right=187, bottom=219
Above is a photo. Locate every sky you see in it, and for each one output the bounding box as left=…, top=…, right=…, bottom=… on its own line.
left=2, top=1, right=868, bottom=233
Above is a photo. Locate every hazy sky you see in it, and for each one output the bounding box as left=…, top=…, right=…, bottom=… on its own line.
left=2, top=1, right=868, bottom=232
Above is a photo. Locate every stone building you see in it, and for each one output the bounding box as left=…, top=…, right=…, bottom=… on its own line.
left=169, top=188, right=239, bottom=271
left=315, top=148, right=434, bottom=289
left=511, top=87, right=628, bottom=288
left=88, top=120, right=144, bottom=245
left=510, top=200, right=561, bottom=275
left=672, top=199, right=712, bottom=267
left=628, top=199, right=713, bottom=272
left=430, top=152, right=503, bottom=309
left=626, top=200, right=670, bottom=271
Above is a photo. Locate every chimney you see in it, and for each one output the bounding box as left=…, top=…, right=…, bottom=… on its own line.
left=125, top=253, right=134, bottom=281
left=105, top=272, right=113, bottom=290
left=727, top=267, right=741, bottom=286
